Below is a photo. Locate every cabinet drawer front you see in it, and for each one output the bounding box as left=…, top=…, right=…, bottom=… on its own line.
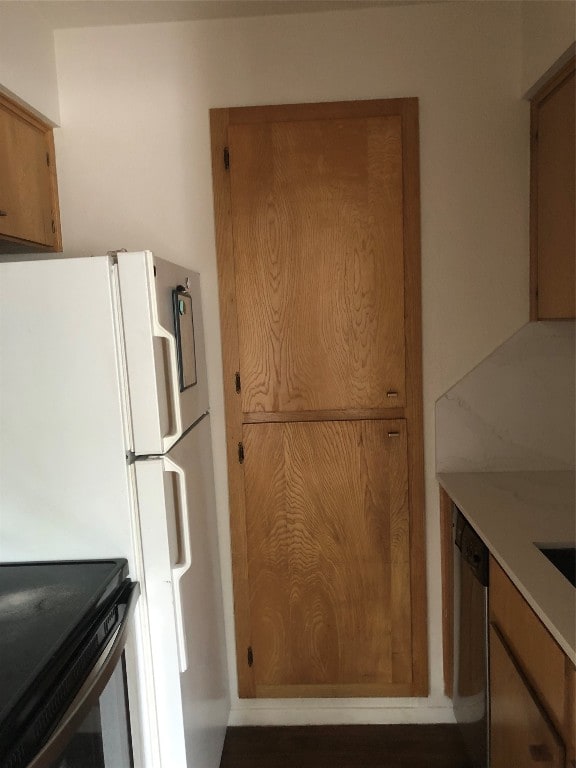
left=490, top=625, right=565, bottom=768
left=490, top=558, right=566, bottom=731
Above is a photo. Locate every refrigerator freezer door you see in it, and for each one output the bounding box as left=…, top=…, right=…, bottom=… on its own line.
left=0, top=257, right=135, bottom=564
left=117, top=251, right=209, bottom=455
left=134, top=416, right=229, bottom=768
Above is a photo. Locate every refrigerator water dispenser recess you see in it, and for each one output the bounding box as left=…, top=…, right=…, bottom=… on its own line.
left=173, top=288, right=197, bottom=392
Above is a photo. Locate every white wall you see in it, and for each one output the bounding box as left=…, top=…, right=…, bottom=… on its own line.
left=521, top=0, right=576, bottom=95
left=53, top=1, right=529, bottom=725
left=0, top=1, right=60, bottom=123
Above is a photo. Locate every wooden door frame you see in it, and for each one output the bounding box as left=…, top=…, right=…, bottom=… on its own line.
left=529, top=55, right=575, bottom=321
left=210, top=98, right=427, bottom=698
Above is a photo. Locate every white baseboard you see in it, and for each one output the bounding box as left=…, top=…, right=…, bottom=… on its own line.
left=228, top=698, right=456, bottom=727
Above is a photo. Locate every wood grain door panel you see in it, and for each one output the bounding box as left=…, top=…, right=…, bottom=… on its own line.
left=230, top=116, right=405, bottom=414
left=243, top=419, right=412, bottom=697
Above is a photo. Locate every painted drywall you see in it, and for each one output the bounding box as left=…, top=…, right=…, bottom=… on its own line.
left=0, top=2, right=60, bottom=123
left=521, top=0, right=576, bottom=95
left=52, top=1, right=529, bottom=724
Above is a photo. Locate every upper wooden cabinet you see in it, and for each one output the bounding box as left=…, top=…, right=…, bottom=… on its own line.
left=0, top=94, right=62, bottom=253
left=530, top=57, right=575, bottom=320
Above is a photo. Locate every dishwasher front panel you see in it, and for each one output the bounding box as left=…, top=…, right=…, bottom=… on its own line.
left=453, top=506, right=489, bottom=768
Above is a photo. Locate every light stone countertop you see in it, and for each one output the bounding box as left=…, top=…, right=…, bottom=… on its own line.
left=437, top=470, right=576, bottom=664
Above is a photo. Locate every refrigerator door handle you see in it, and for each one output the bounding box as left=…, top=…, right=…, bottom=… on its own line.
left=152, top=318, right=183, bottom=453
left=163, top=456, right=192, bottom=673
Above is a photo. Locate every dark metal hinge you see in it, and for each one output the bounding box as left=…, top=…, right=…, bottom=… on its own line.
left=247, top=646, right=253, bottom=667
left=235, top=371, right=241, bottom=393
left=238, top=442, right=245, bottom=464
left=224, top=147, right=230, bottom=171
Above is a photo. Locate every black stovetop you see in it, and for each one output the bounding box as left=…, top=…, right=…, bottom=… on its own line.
left=0, top=559, right=128, bottom=737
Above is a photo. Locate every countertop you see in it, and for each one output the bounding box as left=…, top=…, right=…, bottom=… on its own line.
left=438, top=470, right=576, bottom=664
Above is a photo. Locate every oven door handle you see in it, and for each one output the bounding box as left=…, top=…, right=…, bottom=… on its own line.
left=25, top=581, right=140, bottom=768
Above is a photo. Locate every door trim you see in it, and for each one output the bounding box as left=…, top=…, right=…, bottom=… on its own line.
left=210, top=98, right=427, bottom=697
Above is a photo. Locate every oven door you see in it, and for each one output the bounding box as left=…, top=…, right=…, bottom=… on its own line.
left=25, top=584, right=139, bottom=768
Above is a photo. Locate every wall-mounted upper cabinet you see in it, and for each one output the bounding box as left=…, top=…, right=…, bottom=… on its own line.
left=530, top=57, right=575, bottom=320
left=0, top=94, right=62, bottom=254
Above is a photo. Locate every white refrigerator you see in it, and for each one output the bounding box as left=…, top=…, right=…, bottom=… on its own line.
left=0, top=250, right=230, bottom=768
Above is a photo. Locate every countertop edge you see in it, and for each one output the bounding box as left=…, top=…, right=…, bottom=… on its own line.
left=438, top=470, right=576, bottom=666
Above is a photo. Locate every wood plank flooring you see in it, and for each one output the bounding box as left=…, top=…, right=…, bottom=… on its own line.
left=220, top=725, right=471, bottom=768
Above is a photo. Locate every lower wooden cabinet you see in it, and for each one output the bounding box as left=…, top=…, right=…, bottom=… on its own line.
left=567, top=665, right=576, bottom=766
left=489, top=557, right=575, bottom=767
left=490, top=625, right=565, bottom=768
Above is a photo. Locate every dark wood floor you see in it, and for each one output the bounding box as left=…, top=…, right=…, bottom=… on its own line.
left=219, top=725, right=471, bottom=768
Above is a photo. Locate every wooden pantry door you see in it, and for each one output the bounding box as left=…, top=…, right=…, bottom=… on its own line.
left=210, top=99, right=427, bottom=698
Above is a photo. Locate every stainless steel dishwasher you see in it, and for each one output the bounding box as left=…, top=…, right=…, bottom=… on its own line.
left=453, top=505, right=489, bottom=768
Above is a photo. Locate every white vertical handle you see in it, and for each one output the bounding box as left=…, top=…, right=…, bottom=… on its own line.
left=163, top=457, right=192, bottom=673
left=152, top=320, right=183, bottom=453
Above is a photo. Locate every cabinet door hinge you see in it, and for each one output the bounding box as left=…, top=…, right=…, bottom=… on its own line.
left=224, top=147, right=230, bottom=171
left=238, top=442, right=245, bottom=464
left=247, top=646, right=254, bottom=667
left=46, top=152, right=50, bottom=167
left=235, top=371, right=241, bottom=393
